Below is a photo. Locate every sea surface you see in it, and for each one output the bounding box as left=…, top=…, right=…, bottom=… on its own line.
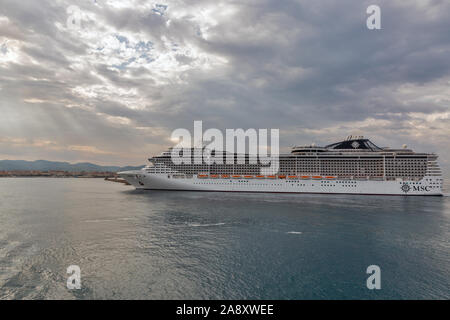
left=0, top=178, right=449, bottom=300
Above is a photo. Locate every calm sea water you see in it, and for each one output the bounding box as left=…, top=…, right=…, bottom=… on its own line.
left=0, top=178, right=449, bottom=300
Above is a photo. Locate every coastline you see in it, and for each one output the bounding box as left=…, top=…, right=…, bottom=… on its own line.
left=0, top=171, right=118, bottom=178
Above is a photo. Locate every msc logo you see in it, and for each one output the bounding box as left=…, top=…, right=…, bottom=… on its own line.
left=413, top=186, right=430, bottom=192
left=351, top=141, right=360, bottom=149
left=401, top=184, right=430, bottom=193
left=401, top=184, right=410, bottom=193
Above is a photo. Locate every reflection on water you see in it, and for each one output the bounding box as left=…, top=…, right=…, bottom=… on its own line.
left=0, top=178, right=449, bottom=299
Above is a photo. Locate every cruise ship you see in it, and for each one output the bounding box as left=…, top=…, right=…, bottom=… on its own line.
left=119, top=136, right=443, bottom=196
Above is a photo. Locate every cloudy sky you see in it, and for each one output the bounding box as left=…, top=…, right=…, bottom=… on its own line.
left=0, top=0, right=449, bottom=172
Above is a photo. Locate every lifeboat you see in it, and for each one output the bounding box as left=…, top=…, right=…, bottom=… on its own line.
left=256, top=175, right=265, bottom=179
left=288, top=175, right=298, bottom=179
left=267, top=175, right=276, bottom=179
left=325, top=176, right=336, bottom=179
left=232, top=175, right=241, bottom=179
left=243, top=175, right=254, bottom=179
left=210, top=175, right=219, bottom=178
left=301, top=176, right=311, bottom=179
left=198, top=174, right=208, bottom=178
left=221, top=174, right=230, bottom=178
left=278, top=175, right=286, bottom=179
left=312, top=176, right=322, bottom=180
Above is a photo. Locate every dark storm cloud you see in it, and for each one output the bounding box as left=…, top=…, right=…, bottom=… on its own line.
left=0, top=0, right=449, bottom=168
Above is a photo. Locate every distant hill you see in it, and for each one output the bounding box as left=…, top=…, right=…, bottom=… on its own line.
left=0, top=160, right=145, bottom=172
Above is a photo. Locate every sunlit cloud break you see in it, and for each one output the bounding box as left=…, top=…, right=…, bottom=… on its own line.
left=0, top=0, right=449, bottom=172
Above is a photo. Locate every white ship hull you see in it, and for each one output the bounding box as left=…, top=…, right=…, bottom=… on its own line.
left=119, top=172, right=443, bottom=196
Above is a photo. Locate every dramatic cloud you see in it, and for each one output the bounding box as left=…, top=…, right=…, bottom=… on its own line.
left=0, top=0, right=449, bottom=171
